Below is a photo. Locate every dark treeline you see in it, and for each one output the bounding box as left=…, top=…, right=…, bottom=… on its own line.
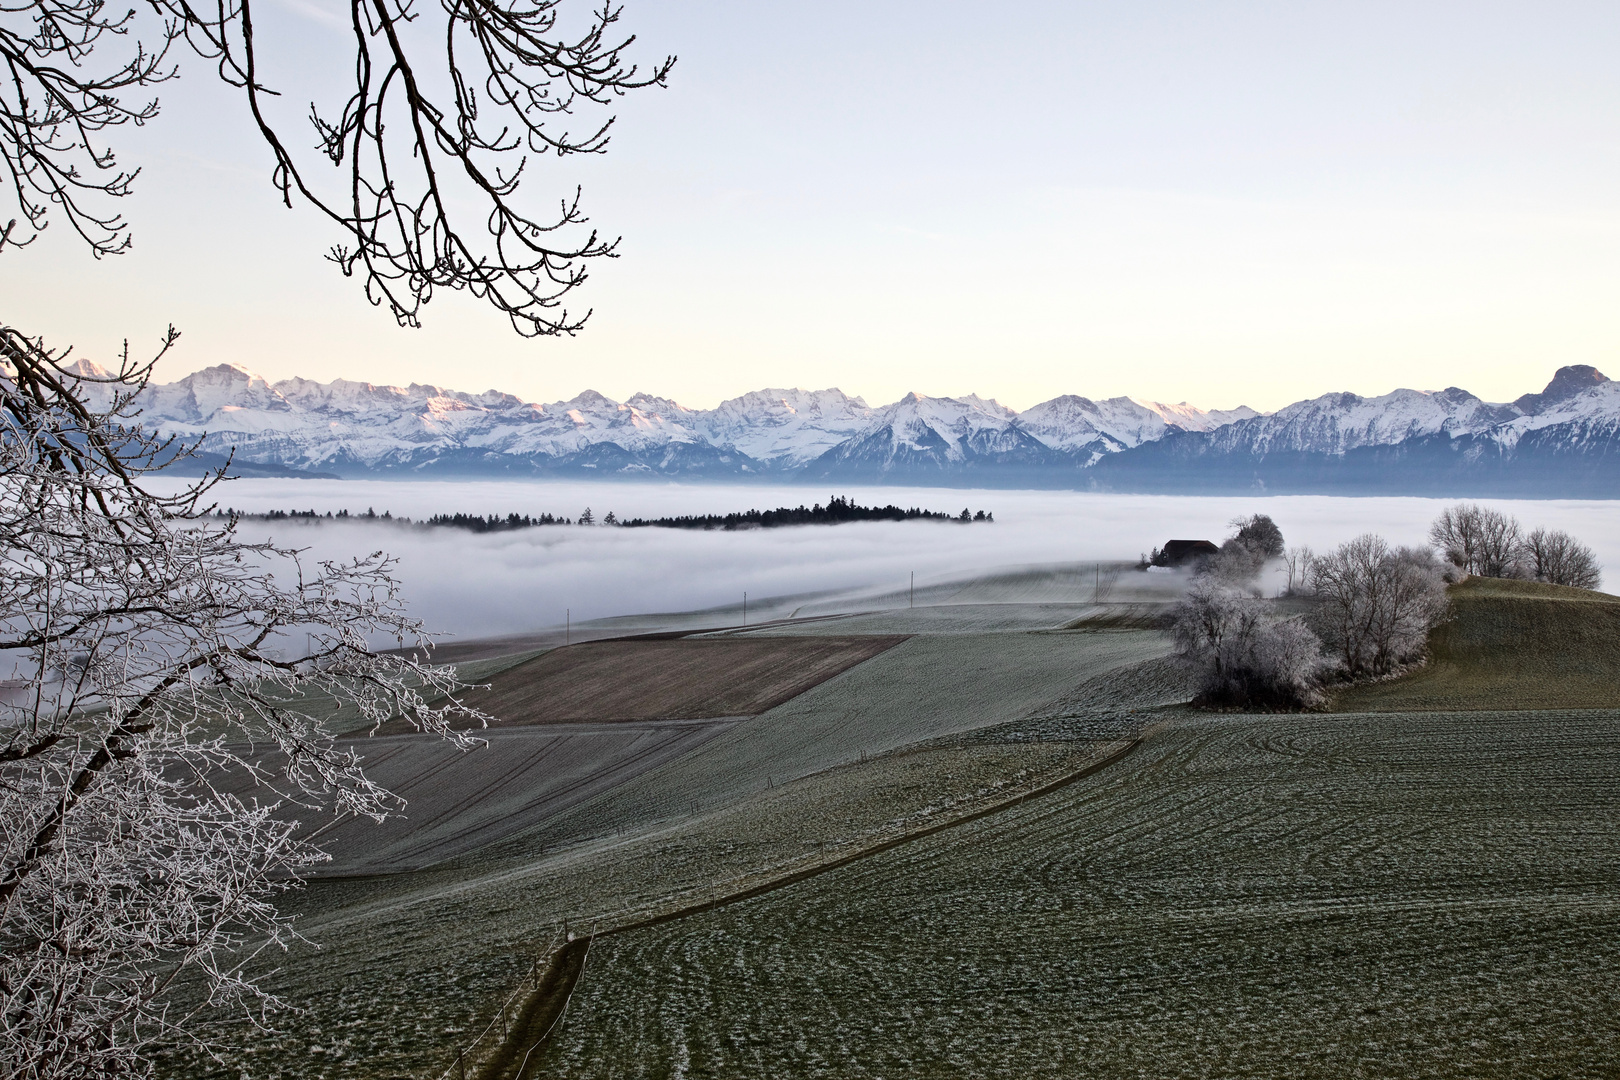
left=424, top=512, right=567, bottom=531
left=620, top=496, right=993, bottom=530
left=216, top=509, right=575, bottom=528
left=218, top=497, right=992, bottom=532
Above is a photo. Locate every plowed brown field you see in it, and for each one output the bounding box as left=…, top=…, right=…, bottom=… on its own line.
left=456, top=634, right=908, bottom=725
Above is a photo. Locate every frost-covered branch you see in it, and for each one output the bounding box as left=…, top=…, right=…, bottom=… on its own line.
left=0, top=324, right=489, bottom=1079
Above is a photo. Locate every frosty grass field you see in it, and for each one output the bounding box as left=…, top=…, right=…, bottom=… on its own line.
left=152, top=482, right=1620, bottom=1080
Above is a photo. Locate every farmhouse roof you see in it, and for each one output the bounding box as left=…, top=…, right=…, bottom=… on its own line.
left=1162, top=539, right=1220, bottom=566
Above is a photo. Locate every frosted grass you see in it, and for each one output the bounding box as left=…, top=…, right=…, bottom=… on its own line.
left=149, top=478, right=1620, bottom=640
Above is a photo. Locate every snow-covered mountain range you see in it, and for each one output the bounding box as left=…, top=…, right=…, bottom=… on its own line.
left=121, top=362, right=1620, bottom=495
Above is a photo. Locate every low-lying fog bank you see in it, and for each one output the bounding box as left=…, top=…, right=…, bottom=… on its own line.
left=146, top=478, right=1620, bottom=643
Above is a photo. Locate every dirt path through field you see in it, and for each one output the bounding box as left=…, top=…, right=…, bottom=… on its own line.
left=463, top=734, right=1147, bottom=1080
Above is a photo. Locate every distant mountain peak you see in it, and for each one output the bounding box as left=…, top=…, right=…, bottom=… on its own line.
left=125, top=363, right=1620, bottom=493
left=1514, top=365, right=1610, bottom=415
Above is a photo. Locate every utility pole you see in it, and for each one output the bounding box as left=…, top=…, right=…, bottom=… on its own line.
left=566, top=608, right=570, bottom=645
left=743, top=591, right=747, bottom=626
left=910, top=571, right=914, bottom=608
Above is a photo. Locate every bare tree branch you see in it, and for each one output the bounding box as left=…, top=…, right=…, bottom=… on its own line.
left=0, top=0, right=671, bottom=334
left=0, top=325, right=491, bottom=1078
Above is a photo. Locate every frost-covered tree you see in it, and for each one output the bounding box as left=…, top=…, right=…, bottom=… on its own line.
left=1522, top=528, right=1602, bottom=590
left=1171, top=578, right=1325, bottom=709
left=0, top=328, right=488, bottom=1079
left=1309, top=535, right=1449, bottom=679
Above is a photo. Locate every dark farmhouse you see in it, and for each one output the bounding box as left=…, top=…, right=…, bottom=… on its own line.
left=1155, top=539, right=1220, bottom=568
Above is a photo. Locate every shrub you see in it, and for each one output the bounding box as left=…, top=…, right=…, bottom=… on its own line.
left=1172, top=579, right=1326, bottom=709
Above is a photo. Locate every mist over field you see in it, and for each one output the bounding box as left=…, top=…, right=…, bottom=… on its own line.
left=155, top=478, right=1620, bottom=642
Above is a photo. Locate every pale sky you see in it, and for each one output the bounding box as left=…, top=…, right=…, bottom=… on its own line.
left=6, top=1, right=1620, bottom=412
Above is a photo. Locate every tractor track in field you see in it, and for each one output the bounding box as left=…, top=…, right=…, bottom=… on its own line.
left=461, top=733, right=1147, bottom=1080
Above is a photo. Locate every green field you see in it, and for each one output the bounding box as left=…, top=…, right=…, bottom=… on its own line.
left=1333, top=577, right=1620, bottom=712
left=157, top=574, right=1620, bottom=1080
left=537, top=708, right=1620, bottom=1079
left=161, top=607, right=1172, bottom=1080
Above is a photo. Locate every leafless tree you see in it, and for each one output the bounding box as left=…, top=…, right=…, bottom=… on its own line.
left=1429, top=503, right=1526, bottom=580
left=1522, top=528, right=1602, bottom=590
left=1309, top=535, right=1449, bottom=679
left=0, top=327, right=489, bottom=1079
left=1, top=0, right=672, bottom=334
left=1171, top=578, right=1325, bottom=709
left=1282, top=545, right=1315, bottom=597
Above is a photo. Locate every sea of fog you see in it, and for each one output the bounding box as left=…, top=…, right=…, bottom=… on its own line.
left=150, top=478, right=1620, bottom=643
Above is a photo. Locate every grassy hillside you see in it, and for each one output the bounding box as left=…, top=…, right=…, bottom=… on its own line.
left=1332, top=576, right=1620, bottom=712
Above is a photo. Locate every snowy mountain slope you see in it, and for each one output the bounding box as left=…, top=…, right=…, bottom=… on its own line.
left=121, top=362, right=1620, bottom=492
left=1013, top=396, right=1260, bottom=463
left=805, top=393, right=1058, bottom=477
left=1088, top=367, right=1620, bottom=496
left=1196, top=386, right=1521, bottom=457
left=1512, top=364, right=1609, bottom=415
left=698, top=388, right=874, bottom=465
left=1014, top=396, right=1159, bottom=458
left=1138, top=400, right=1262, bottom=433
left=1501, top=377, right=1620, bottom=443
left=144, top=366, right=717, bottom=472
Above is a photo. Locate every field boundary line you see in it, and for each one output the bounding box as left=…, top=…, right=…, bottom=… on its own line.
left=451, top=733, right=1146, bottom=1079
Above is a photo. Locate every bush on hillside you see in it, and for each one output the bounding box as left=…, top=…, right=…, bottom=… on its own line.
left=1172, top=579, right=1326, bottom=709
